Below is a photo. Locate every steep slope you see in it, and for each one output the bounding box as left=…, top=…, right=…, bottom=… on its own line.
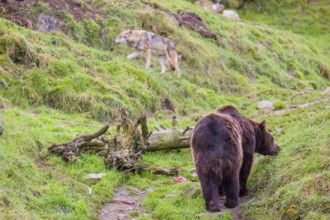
left=240, top=0, right=330, bottom=37
left=0, top=0, right=329, bottom=219
left=1, top=0, right=329, bottom=121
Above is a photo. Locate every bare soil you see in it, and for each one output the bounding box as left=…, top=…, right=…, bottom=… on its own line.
left=98, top=187, right=151, bottom=220
left=0, top=0, right=106, bottom=31
left=273, top=97, right=329, bottom=115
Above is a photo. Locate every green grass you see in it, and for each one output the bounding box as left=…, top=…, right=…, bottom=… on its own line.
left=0, top=0, right=329, bottom=219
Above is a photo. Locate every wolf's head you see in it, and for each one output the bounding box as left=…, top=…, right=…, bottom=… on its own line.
left=114, top=30, right=132, bottom=44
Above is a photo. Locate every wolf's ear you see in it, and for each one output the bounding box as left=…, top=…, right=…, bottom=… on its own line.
left=260, top=120, right=266, bottom=129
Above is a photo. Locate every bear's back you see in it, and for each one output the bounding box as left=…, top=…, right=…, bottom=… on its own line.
left=191, top=113, right=243, bottom=177
left=191, top=113, right=242, bottom=157
left=217, top=105, right=257, bottom=152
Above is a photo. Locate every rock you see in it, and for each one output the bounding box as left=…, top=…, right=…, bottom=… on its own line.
left=37, top=15, right=55, bottom=33
left=275, top=128, right=282, bottom=133
left=185, top=187, right=201, bottom=198
left=165, top=190, right=182, bottom=199
left=145, top=186, right=156, bottom=193
left=323, top=87, right=330, bottom=94
left=212, top=3, right=225, bottom=14
left=196, top=0, right=224, bottom=13
left=222, top=10, right=240, bottom=21
left=303, top=87, right=314, bottom=92
left=196, top=212, right=222, bottom=218
left=117, top=213, right=126, bottom=220
left=84, top=173, right=106, bottom=181
left=257, top=100, right=275, bottom=110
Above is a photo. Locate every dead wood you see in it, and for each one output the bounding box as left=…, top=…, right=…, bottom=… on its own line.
left=48, top=124, right=110, bottom=162
left=145, top=127, right=192, bottom=151
left=48, top=109, right=193, bottom=175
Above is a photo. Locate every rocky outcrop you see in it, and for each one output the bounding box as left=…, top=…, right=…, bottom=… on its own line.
left=167, top=10, right=217, bottom=39
left=257, top=100, right=275, bottom=110
left=222, top=10, right=240, bottom=21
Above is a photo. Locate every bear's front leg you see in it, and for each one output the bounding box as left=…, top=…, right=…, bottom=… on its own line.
left=199, top=177, right=221, bottom=212
left=239, top=152, right=253, bottom=197
left=223, top=173, right=239, bottom=208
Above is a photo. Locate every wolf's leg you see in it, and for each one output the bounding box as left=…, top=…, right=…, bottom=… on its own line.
left=167, top=49, right=181, bottom=77
left=127, top=50, right=141, bottom=59
left=158, top=55, right=167, bottom=73
left=145, top=49, right=151, bottom=69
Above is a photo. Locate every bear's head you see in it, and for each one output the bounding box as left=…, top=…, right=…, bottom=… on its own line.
left=256, top=120, right=279, bottom=156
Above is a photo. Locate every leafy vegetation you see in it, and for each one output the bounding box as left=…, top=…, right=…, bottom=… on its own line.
left=0, top=0, right=329, bottom=219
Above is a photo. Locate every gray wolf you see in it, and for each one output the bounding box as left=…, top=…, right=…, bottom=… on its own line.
left=191, top=105, right=279, bottom=212
left=115, top=30, right=181, bottom=77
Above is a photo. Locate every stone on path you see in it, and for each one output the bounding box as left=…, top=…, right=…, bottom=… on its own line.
left=323, top=87, right=330, bottom=94
left=257, top=100, right=275, bottom=110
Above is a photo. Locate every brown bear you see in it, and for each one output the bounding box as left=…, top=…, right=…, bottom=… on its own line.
left=191, top=105, right=279, bottom=212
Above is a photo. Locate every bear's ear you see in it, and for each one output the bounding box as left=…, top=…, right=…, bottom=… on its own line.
left=260, top=120, right=267, bottom=129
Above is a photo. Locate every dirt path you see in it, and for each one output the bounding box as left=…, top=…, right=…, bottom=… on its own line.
left=272, top=97, right=329, bottom=115
left=99, top=183, right=253, bottom=220
left=253, top=97, right=329, bottom=121
left=195, top=195, right=250, bottom=219
left=98, top=186, right=152, bottom=220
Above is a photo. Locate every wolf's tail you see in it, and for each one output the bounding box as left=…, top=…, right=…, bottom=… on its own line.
left=166, top=49, right=181, bottom=78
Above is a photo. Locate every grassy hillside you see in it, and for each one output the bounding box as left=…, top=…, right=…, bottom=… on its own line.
left=0, top=0, right=329, bottom=219
left=240, top=0, right=330, bottom=37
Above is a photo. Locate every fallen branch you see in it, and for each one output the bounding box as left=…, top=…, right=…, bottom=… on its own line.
left=48, top=124, right=110, bottom=162
left=48, top=109, right=190, bottom=175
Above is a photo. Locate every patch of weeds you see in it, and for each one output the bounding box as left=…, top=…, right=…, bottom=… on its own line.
left=28, top=2, right=51, bottom=19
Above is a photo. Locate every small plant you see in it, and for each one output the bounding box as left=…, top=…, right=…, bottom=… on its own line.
left=274, top=101, right=286, bottom=110
left=28, top=2, right=51, bottom=18
left=83, top=19, right=101, bottom=47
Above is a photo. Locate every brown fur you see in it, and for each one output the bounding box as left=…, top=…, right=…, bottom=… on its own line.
left=217, top=105, right=279, bottom=197
left=191, top=105, right=279, bottom=212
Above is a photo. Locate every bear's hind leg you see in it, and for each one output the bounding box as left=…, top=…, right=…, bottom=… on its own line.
left=223, top=173, right=239, bottom=208
left=218, top=185, right=225, bottom=197
left=239, top=153, right=253, bottom=197
left=200, top=177, right=221, bottom=212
